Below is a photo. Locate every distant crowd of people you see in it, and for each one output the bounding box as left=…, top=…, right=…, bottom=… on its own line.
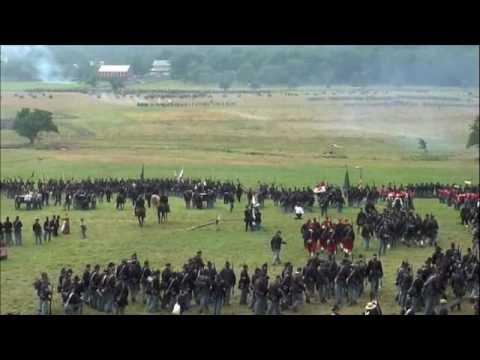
left=0, top=214, right=88, bottom=247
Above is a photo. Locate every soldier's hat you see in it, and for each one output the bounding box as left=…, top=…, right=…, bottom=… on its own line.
left=440, top=298, right=448, bottom=305
left=373, top=253, right=377, bottom=257
left=243, top=264, right=248, bottom=268
left=197, top=251, right=202, bottom=255
left=166, top=263, right=171, bottom=267
left=225, top=261, right=230, bottom=266
left=108, top=262, right=115, bottom=268
left=365, top=302, right=376, bottom=311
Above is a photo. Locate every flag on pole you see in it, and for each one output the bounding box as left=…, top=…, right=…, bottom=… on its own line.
left=140, top=164, right=144, bottom=181
left=31, top=171, right=35, bottom=178
left=343, top=167, right=350, bottom=192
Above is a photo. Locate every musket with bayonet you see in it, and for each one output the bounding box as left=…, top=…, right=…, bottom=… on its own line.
left=231, top=262, right=235, bottom=297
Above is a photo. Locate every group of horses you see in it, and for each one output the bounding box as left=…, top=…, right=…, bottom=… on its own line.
left=117, top=193, right=170, bottom=227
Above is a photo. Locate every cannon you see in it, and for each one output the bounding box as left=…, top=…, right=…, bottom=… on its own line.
left=73, top=192, right=96, bottom=210
left=14, top=193, right=43, bottom=210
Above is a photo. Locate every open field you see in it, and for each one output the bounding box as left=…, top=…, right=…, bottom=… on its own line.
left=1, top=84, right=478, bottom=315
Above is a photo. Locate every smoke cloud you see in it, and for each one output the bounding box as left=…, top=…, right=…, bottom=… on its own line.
left=2, top=45, right=66, bottom=82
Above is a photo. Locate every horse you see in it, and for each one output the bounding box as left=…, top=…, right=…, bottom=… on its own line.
left=116, top=193, right=126, bottom=210
left=134, top=204, right=146, bottom=226
left=151, top=194, right=169, bottom=223
left=134, top=195, right=146, bottom=226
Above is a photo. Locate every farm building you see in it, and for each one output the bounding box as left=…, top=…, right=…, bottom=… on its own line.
left=150, top=60, right=171, bottom=78
left=97, top=65, right=131, bottom=80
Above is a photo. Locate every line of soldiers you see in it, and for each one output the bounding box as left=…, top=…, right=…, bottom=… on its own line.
left=241, top=252, right=384, bottom=314
left=300, top=217, right=355, bottom=256
left=395, top=242, right=479, bottom=315
left=356, top=204, right=439, bottom=255
left=5, top=177, right=472, bottom=213
left=36, top=249, right=388, bottom=315
left=0, top=216, right=23, bottom=246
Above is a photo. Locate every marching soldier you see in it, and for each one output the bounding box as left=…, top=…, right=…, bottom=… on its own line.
left=113, top=279, right=129, bottom=315
left=195, top=269, right=211, bottom=314
left=89, top=265, right=101, bottom=310
left=82, top=264, right=91, bottom=305
left=219, top=261, right=236, bottom=306
left=303, top=260, right=317, bottom=304
left=4, top=217, right=13, bottom=246
left=267, top=275, right=283, bottom=315
left=64, top=276, right=83, bottom=315
left=211, top=274, right=227, bottom=315
left=270, top=230, right=286, bottom=265
left=13, top=216, right=23, bottom=246
left=34, top=272, right=52, bottom=315
left=366, top=254, right=383, bottom=300
left=253, top=272, right=268, bottom=315
left=422, top=271, right=442, bottom=315
left=146, top=270, right=161, bottom=313
left=238, top=264, right=250, bottom=305
left=291, top=268, right=306, bottom=312
left=407, top=269, right=425, bottom=314
left=140, top=260, right=152, bottom=304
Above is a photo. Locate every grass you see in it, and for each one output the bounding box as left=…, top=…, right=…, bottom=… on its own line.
left=0, top=84, right=478, bottom=315
left=0, top=196, right=475, bottom=315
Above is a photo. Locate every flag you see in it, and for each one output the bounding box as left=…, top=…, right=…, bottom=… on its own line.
left=140, top=164, right=144, bottom=181
left=31, top=171, right=35, bottom=178
left=343, top=167, right=350, bottom=191
left=178, top=168, right=184, bottom=180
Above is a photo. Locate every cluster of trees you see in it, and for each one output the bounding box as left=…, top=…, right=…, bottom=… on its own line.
left=13, top=108, right=58, bottom=145
left=1, top=46, right=478, bottom=88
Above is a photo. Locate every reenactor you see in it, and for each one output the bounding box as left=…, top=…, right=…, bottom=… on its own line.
left=113, top=279, right=129, bottom=315
left=253, top=272, right=268, bottom=315
left=211, top=274, right=227, bottom=315
left=450, top=264, right=466, bottom=311
left=238, top=264, right=250, bottom=305
left=13, top=216, right=23, bottom=246
left=346, top=263, right=363, bottom=305
left=219, top=261, right=236, bottom=306
left=407, top=269, right=424, bottom=314
left=64, top=276, right=83, bottom=315
left=366, top=254, right=383, bottom=300
left=140, top=260, right=152, bottom=304
left=81, top=264, right=91, bottom=305
left=89, top=264, right=102, bottom=310
left=34, top=272, right=52, bottom=315
left=291, top=268, right=306, bottom=312
left=303, top=259, right=317, bottom=304
left=4, top=217, right=13, bottom=246
left=195, top=269, right=211, bottom=314
left=422, top=272, right=442, bottom=315
left=267, top=275, right=283, bottom=315
left=145, top=270, right=161, bottom=313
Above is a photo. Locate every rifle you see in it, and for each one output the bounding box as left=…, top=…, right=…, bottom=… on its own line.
left=49, top=283, right=54, bottom=315
left=231, top=262, right=235, bottom=297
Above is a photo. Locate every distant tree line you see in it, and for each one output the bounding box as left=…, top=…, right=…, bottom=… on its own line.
left=1, top=46, right=478, bottom=88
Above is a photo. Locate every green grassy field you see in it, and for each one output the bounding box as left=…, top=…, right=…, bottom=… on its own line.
left=0, top=84, right=478, bottom=315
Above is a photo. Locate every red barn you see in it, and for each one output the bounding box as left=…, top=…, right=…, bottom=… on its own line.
left=97, top=65, right=131, bottom=80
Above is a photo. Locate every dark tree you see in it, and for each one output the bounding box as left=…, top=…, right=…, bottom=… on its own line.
left=418, top=138, right=428, bottom=152
left=109, top=78, right=125, bottom=92
left=466, top=115, right=479, bottom=149
left=13, top=108, right=58, bottom=145
left=219, top=71, right=235, bottom=91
